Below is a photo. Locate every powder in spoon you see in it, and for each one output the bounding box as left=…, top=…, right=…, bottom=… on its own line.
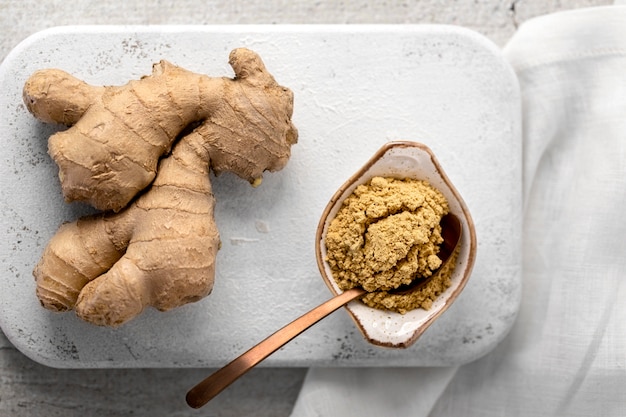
left=324, top=176, right=456, bottom=314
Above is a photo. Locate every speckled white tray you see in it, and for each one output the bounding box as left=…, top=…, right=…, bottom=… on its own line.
left=0, top=25, right=521, bottom=368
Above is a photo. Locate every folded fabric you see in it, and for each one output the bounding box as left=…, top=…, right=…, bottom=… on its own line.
left=291, top=6, right=626, bottom=416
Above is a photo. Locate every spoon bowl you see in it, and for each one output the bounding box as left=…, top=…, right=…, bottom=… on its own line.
left=316, top=141, right=477, bottom=347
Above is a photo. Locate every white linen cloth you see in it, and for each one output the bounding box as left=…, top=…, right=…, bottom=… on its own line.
left=290, top=6, right=626, bottom=416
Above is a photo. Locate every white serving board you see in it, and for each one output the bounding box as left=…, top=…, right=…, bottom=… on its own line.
left=0, top=25, right=521, bottom=368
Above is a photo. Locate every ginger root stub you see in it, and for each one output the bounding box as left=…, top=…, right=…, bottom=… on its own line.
left=325, top=177, right=456, bottom=314
left=25, top=48, right=298, bottom=326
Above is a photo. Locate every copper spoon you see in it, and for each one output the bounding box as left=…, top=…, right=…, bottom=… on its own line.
left=186, top=213, right=462, bottom=409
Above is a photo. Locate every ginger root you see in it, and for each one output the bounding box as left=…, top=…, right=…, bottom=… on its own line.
left=25, top=48, right=298, bottom=326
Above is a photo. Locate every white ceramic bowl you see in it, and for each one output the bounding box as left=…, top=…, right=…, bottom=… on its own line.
left=316, top=141, right=477, bottom=348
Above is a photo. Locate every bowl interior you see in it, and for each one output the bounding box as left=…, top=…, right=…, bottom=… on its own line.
left=316, top=141, right=477, bottom=348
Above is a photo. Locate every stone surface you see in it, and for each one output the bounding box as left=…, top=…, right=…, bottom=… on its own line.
left=1, top=25, right=521, bottom=369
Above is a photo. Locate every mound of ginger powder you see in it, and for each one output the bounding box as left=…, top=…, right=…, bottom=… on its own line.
left=324, top=176, right=458, bottom=314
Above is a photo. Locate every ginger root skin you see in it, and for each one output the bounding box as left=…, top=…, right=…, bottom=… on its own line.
left=35, top=117, right=220, bottom=327
left=24, top=48, right=298, bottom=212
left=27, top=48, right=297, bottom=326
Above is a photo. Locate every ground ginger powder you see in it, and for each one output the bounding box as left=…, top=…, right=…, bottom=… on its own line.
left=325, top=176, right=457, bottom=314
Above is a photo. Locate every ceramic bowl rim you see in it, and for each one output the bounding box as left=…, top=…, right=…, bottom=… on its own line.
left=315, top=140, right=477, bottom=348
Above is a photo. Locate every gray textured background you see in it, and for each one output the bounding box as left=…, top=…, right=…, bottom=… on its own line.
left=0, top=1, right=611, bottom=416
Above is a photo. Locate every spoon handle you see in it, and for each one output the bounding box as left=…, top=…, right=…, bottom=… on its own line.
left=186, top=286, right=366, bottom=408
